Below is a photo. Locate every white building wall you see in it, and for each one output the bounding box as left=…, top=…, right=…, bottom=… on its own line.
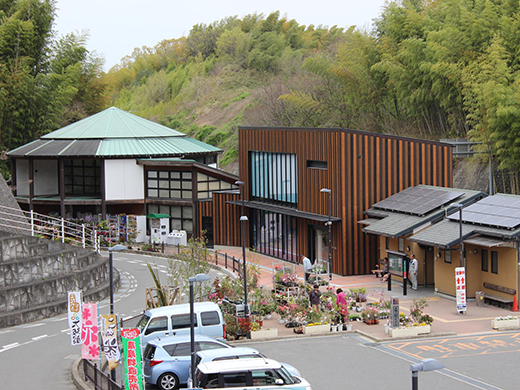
left=16, top=160, right=29, bottom=196
left=34, top=160, right=58, bottom=196
left=105, top=159, right=144, bottom=201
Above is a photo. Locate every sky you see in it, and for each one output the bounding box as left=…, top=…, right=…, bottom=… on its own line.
left=54, top=0, right=388, bottom=71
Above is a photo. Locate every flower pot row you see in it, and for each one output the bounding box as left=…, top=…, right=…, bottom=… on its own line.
left=491, top=318, right=519, bottom=330
left=389, top=325, right=431, bottom=338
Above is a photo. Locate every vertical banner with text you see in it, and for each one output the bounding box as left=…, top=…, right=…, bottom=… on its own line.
left=101, top=314, right=121, bottom=370
left=68, top=291, right=82, bottom=345
left=121, top=329, right=144, bottom=390
left=455, top=267, right=467, bottom=312
left=81, top=303, right=100, bottom=360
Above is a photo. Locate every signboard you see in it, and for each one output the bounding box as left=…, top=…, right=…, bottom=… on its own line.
left=455, top=267, right=467, bottom=312
left=81, top=303, right=99, bottom=360
left=68, top=291, right=82, bottom=345
left=391, top=296, right=400, bottom=328
left=121, top=328, right=144, bottom=390
left=101, top=314, right=121, bottom=370
left=388, top=253, right=403, bottom=276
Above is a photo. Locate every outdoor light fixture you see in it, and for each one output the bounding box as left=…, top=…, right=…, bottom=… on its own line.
left=107, top=244, right=126, bottom=381
left=321, top=188, right=332, bottom=281
left=410, top=358, right=445, bottom=390
left=450, top=202, right=464, bottom=268
left=235, top=180, right=250, bottom=340
left=407, top=246, right=411, bottom=252
left=189, top=273, right=211, bottom=387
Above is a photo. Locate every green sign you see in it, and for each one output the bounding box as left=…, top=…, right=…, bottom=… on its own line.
left=121, top=328, right=143, bottom=390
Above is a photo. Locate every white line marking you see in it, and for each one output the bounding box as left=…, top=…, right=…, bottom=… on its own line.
left=32, top=334, right=48, bottom=341
left=61, top=329, right=71, bottom=333
left=2, top=342, right=19, bottom=349
left=22, top=323, right=44, bottom=328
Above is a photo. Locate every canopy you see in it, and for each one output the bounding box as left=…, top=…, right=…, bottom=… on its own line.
left=147, top=213, right=170, bottom=219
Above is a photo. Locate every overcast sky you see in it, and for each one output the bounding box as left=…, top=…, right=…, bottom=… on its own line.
left=54, top=0, right=388, bottom=71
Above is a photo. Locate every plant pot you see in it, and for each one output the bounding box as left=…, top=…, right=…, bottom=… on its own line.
left=491, top=318, right=519, bottom=330
left=278, top=318, right=286, bottom=324
left=343, top=324, right=352, bottom=331
left=303, top=324, right=330, bottom=335
left=265, top=314, right=272, bottom=320
left=389, top=327, right=419, bottom=338
left=251, top=328, right=278, bottom=340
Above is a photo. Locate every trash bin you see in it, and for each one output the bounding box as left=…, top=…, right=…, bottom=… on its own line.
left=476, top=291, right=485, bottom=307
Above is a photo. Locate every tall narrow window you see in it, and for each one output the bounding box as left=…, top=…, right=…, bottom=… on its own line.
left=481, top=249, right=488, bottom=272
left=444, top=251, right=452, bottom=264
left=398, top=238, right=404, bottom=252
left=491, top=251, right=498, bottom=274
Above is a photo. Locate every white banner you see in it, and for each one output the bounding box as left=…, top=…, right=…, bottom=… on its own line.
left=455, top=267, right=467, bottom=312
left=101, top=314, right=121, bottom=370
left=68, top=291, right=83, bottom=345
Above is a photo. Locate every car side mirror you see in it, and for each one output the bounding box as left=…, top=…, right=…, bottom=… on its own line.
left=275, top=378, right=284, bottom=385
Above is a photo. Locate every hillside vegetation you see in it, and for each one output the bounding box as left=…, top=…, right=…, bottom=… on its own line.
left=3, top=1, right=520, bottom=191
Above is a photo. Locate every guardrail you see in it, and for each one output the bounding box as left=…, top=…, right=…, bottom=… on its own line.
left=213, top=250, right=243, bottom=275
left=0, top=204, right=100, bottom=252
left=83, top=359, right=122, bottom=390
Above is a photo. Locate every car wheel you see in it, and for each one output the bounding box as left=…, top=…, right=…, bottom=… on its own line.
left=158, top=372, right=179, bottom=390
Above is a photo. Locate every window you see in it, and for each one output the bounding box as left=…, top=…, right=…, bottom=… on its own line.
left=203, top=373, right=219, bottom=388
left=146, top=170, right=192, bottom=199
left=398, top=238, right=404, bottom=252
left=170, top=342, right=191, bottom=357
left=201, top=311, right=220, bottom=326
left=491, top=251, right=498, bottom=274
left=386, top=237, right=389, bottom=250
left=222, top=372, right=248, bottom=387
left=251, top=370, right=278, bottom=386
left=306, top=160, right=327, bottom=169
left=250, top=151, right=297, bottom=205
left=445, top=251, right=452, bottom=264
left=147, top=204, right=193, bottom=233
left=64, top=159, right=101, bottom=195
left=171, top=313, right=196, bottom=330
left=197, top=172, right=237, bottom=199
left=145, top=316, right=168, bottom=335
left=198, top=341, right=226, bottom=350
left=481, top=249, right=488, bottom=272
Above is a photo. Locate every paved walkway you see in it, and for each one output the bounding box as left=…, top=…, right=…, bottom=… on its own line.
left=203, top=245, right=517, bottom=341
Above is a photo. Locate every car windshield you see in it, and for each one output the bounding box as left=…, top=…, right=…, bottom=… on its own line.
left=136, top=314, right=150, bottom=332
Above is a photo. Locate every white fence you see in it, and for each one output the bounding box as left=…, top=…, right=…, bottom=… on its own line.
left=0, top=204, right=100, bottom=253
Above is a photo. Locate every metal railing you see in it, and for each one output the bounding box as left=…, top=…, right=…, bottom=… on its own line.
left=0, top=203, right=100, bottom=252
left=83, top=359, right=122, bottom=390
left=213, top=250, right=243, bottom=276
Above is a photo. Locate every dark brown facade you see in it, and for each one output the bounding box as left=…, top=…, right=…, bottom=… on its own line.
left=234, top=127, right=452, bottom=276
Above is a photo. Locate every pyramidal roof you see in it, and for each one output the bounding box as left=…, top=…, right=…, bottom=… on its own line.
left=41, top=106, right=185, bottom=139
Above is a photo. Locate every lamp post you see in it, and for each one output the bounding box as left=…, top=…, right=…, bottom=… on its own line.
left=107, top=244, right=126, bottom=382
left=321, top=188, right=332, bottom=281
left=189, top=273, right=211, bottom=388
left=235, top=180, right=250, bottom=339
left=410, top=358, right=444, bottom=390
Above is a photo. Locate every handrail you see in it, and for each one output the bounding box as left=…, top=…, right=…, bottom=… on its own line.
left=0, top=203, right=100, bottom=253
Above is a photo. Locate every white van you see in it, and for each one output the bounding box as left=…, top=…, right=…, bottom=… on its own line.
left=136, top=301, right=225, bottom=347
left=193, top=358, right=312, bottom=390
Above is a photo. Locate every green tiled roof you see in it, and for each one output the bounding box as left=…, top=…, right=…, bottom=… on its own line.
left=41, top=107, right=184, bottom=139
left=8, top=107, right=222, bottom=158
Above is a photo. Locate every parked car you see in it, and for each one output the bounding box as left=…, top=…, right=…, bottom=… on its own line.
left=136, top=301, right=225, bottom=347
left=193, top=358, right=312, bottom=390
left=187, top=347, right=302, bottom=387
left=143, top=334, right=231, bottom=390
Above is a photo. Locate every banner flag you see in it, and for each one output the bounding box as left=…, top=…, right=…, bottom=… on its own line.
left=68, top=291, right=82, bottom=345
left=101, top=314, right=121, bottom=370
left=81, top=303, right=99, bottom=360
left=121, top=328, right=144, bottom=390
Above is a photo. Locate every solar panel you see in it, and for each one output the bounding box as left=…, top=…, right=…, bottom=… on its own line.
left=447, top=195, right=520, bottom=230
left=373, top=186, right=465, bottom=216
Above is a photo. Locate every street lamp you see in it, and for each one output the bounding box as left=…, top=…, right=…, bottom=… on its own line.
left=189, top=273, right=211, bottom=388
left=107, top=244, right=126, bottom=382
left=450, top=203, right=464, bottom=267
left=321, top=188, right=332, bottom=281
left=410, top=358, right=444, bottom=390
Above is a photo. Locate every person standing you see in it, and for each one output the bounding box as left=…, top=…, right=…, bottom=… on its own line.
left=309, top=284, right=321, bottom=312
left=301, top=255, right=313, bottom=283
left=409, top=254, right=418, bottom=291
left=336, top=288, right=348, bottom=323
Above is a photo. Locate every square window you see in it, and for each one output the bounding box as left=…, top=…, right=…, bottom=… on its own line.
left=171, top=172, right=180, bottom=179
left=147, top=189, right=158, bottom=197
left=183, top=207, right=193, bottom=219
left=171, top=180, right=181, bottom=189
left=159, top=171, right=169, bottom=178
left=445, top=251, right=452, bottom=264
left=171, top=190, right=181, bottom=198
left=148, top=171, right=157, bottom=178
left=159, top=205, right=170, bottom=215
left=159, top=189, right=170, bottom=198
left=182, top=172, right=192, bottom=179
left=148, top=180, right=158, bottom=188
left=182, top=190, right=192, bottom=199
left=170, top=207, right=182, bottom=218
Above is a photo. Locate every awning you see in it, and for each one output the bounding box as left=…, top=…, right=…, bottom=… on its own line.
left=147, top=213, right=170, bottom=219
left=358, top=218, right=381, bottom=226
left=464, top=235, right=508, bottom=247
left=227, top=200, right=342, bottom=223
left=386, top=249, right=408, bottom=257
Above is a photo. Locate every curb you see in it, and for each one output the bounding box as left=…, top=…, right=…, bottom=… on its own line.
left=72, top=357, right=90, bottom=390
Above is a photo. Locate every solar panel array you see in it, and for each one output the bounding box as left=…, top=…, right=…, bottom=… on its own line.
left=447, top=195, right=520, bottom=230
left=373, top=187, right=465, bottom=216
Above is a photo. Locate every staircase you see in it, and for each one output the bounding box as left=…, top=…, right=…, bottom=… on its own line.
left=0, top=231, right=116, bottom=328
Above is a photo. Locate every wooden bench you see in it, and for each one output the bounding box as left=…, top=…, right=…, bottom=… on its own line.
left=483, top=282, right=516, bottom=309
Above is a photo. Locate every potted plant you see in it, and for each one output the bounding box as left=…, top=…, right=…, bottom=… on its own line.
left=362, top=307, right=379, bottom=325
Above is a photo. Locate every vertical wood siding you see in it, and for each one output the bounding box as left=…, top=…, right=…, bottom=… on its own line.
left=196, top=192, right=242, bottom=246
left=237, top=127, right=453, bottom=276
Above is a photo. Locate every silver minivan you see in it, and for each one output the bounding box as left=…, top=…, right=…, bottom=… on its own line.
left=136, top=301, right=225, bottom=347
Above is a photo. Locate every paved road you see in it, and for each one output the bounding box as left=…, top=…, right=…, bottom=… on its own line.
left=241, top=332, right=517, bottom=390
left=0, top=251, right=225, bottom=390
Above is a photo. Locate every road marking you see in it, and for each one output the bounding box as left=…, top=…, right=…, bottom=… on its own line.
left=61, top=329, right=71, bottom=333
left=22, top=323, right=44, bottom=328
left=32, top=334, right=48, bottom=341
left=2, top=342, right=19, bottom=349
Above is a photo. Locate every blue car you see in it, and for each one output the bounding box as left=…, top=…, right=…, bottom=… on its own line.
left=143, top=334, right=231, bottom=390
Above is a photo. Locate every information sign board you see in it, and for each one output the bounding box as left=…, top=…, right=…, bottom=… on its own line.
left=455, top=267, right=467, bottom=312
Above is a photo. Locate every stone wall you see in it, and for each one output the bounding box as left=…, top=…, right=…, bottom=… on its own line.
left=0, top=233, right=117, bottom=328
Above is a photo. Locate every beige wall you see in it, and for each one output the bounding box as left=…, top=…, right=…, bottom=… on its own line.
left=435, top=244, right=518, bottom=299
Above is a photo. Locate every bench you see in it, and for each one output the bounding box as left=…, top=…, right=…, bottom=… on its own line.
left=482, top=282, right=516, bottom=309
